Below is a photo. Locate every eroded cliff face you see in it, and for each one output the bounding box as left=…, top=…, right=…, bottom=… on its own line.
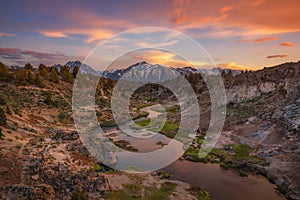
left=226, top=81, right=277, bottom=103
left=226, top=81, right=300, bottom=132
left=225, top=62, right=299, bottom=104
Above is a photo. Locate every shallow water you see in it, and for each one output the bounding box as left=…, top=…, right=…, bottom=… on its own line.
left=164, top=160, right=285, bottom=200
left=105, top=105, right=285, bottom=199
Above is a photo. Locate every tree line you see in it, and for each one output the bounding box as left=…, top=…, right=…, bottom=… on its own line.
left=0, top=62, right=79, bottom=88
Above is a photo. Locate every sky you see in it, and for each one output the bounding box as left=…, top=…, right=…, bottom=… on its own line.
left=0, top=0, right=299, bottom=70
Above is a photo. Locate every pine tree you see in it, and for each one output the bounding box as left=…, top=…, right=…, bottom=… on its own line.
left=0, top=107, right=7, bottom=126
left=60, top=65, right=70, bottom=74
left=38, top=64, right=48, bottom=78
left=24, top=63, right=33, bottom=71
left=72, top=66, right=79, bottom=78
left=16, top=68, right=28, bottom=86
left=60, top=65, right=74, bottom=83
left=50, top=67, right=59, bottom=83
left=44, top=90, right=52, bottom=105
left=35, top=74, right=46, bottom=88
left=6, top=104, right=12, bottom=115
left=0, top=95, right=6, bottom=105
left=0, top=127, right=3, bottom=139
left=27, top=70, right=35, bottom=84
left=0, top=62, right=10, bottom=81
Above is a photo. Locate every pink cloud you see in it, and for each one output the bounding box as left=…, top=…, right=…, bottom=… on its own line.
left=0, top=46, right=66, bottom=63
left=0, top=32, right=15, bottom=37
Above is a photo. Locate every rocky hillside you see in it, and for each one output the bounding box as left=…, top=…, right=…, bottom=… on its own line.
left=224, top=61, right=300, bottom=132
left=0, top=60, right=299, bottom=199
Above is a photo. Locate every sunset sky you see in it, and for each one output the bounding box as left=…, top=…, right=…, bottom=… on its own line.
left=0, top=0, right=299, bottom=70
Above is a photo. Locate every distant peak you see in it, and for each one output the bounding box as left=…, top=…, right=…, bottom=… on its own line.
left=65, top=60, right=82, bottom=66
left=130, top=61, right=148, bottom=67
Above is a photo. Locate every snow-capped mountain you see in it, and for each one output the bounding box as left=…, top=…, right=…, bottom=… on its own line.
left=109, top=61, right=181, bottom=83
left=100, top=61, right=179, bottom=82
left=53, top=60, right=243, bottom=79
left=99, top=61, right=243, bottom=81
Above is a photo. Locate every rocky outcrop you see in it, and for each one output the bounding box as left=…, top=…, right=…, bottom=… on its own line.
left=51, top=130, right=79, bottom=141
left=273, top=82, right=300, bottom=132
left=276, top=102, right=300, bottom=132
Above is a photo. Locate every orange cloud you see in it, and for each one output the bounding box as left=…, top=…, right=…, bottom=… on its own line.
left=279, top=42, right=294, bottom=47
left=266, top=54, right=288, bottom=59
left=84, top=29, right=115, bottom=43
left=37, top=1, right=300, bottom=45
left=172, top=0, right=233, bottom=27
left=40, top=11, right=136, bottom=43
left=40, top=31, right=69, bottom=38
left=220, top=1, right=300, bottom=35
left=239, top=37, right=278, bottom=43
left=171, top=1, right=300, bottom=36
left=40, top=28, right=118, bottom=43
left=132, top=50, right=191, bottom=68
left=108, top=50, right=198, bottom=69
left=220, top=5, right=235, bottom=13
left=217, top=62, right=253, bottom=70
left=172, top=0, right=191, bottom=25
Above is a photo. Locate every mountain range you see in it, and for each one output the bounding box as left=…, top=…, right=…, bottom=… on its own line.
left=5, top=60, right=244, bottom=80
left=57, top=60, right=244, bottom=79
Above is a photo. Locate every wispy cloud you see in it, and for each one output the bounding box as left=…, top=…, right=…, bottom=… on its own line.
left=171, top=0, right=300, bottom=36
left=40, top=28, right=115, bottom=43
left=39, top=11, right=137, bottom=43
left=21, top=50, right=66, bottom=59
left=279, top=42, right=294, bottom=47
left=266, top=54, right=288, bottom=59
left=251, top=0, right=266, bottom=7
left=0, top=47, right=21, bottom=60
left=172, top=1, right=233, bottom=28
left=0, top=46, right=66, bottom=65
